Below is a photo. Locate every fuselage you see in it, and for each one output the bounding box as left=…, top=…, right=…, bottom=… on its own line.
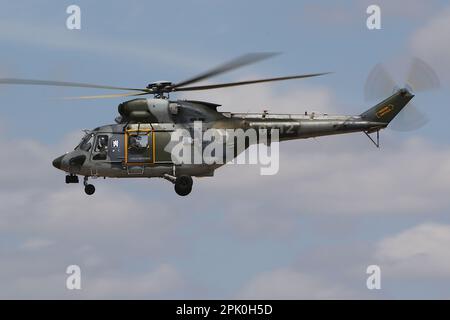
left=52, top=98, right=387, bottom=179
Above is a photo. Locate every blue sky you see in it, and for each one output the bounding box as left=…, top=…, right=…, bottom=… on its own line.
left=1, top=0, right=450, bottom=299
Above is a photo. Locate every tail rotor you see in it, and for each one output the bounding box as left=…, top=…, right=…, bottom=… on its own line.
left=364, top=57, right=440, bottom=131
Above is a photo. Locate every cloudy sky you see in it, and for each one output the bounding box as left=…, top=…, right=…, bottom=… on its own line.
left=1, top=0, right=450, bottom=299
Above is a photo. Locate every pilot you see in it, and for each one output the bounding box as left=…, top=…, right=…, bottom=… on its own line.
left=92, top=135, right=108, bottom=160
left=128, top=136, right=141, bottom=152
left=97, top=136, right=108, bottom=151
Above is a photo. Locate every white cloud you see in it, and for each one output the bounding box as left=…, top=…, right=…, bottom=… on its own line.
left=1, top=262, right=184, bottom=299
left=410, top=6, right=450, bottom=81
left=215, top=137, right=450, bottom=219
left=238, top=268, right=354, bottom=299
left=375, top=223, right=450, bottom=278
left=84, top=264, right=184, bottom=299
left=0, top=129, right=188, bottom=298
left=192, top=84, right=450, bottom=220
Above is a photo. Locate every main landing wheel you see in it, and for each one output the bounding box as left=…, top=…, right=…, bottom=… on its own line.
left=84, top=184, right=96, bottom=195
left=174, top=175, right=193, bottom=196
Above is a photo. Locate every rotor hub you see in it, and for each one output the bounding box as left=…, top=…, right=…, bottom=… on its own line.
left=399, top=87, right=413, bottom=97
left=146, top=81, right=173, bottom=91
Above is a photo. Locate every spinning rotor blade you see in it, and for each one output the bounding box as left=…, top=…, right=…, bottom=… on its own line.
left=389, top=103, right=429, bottom=132
left=172, top=52, right=280, bottom=89
left=364, top=58, right=440, bottom=131
left=0, top=78, right=146, bottom=92
left=61, top=92, right=149, bottom=100
left=0, top=53, right=329, bottom=99
left=406, top=57, right=440, bottom=93
left=173, top=72, right=331, bottom=91
left=364, top=64, right=397, bottom=101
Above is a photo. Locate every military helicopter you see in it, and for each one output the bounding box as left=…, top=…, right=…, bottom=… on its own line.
left=0, top=54, right=439, bottom=196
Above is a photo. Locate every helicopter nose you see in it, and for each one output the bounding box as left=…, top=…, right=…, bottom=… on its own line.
left=52, top=155, right=64, bottom=169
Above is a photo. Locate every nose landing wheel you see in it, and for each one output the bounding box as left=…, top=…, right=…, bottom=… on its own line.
left=83, top=176, right=96, bottom=196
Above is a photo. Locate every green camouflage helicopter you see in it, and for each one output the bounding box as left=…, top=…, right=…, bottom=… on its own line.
left=0, top=54, right=439, bottom=196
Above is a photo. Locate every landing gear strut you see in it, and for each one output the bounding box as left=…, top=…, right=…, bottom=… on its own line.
left=83, top=176, right=96, bottom=196
left=164, top=174, right=193, bottom=196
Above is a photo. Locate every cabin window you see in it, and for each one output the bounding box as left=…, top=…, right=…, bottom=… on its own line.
left=127, top=132, right=152, bottom=163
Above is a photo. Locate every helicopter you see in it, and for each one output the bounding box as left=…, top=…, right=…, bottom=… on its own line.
left=0, top=53, right=440, bottom=196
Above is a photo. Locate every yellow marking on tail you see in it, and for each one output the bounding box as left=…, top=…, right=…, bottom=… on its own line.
left=376, top=104, right=394, bottom=118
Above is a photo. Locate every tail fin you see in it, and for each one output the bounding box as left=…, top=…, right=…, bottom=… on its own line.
left=360, top=89, right=414, bottom=124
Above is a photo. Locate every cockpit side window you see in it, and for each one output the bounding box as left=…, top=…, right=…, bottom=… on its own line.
left=95, top=135, right=108, bottom=152
left=93, top=135, right=109, bottom=160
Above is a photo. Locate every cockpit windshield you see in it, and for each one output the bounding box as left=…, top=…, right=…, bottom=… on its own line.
left=76, top=132, right=94, bottom=151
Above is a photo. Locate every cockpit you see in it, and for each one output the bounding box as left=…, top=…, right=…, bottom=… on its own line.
left=75, top=131, right=111, bottom=161
left=72, top=126, right=157, bottom=165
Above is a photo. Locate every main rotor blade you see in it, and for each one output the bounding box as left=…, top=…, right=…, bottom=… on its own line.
left=173, top=72, right=331, bottom=91
left=0, top=78, right=146, bottom=92
left=364, top=64, right=397, bottom=102
left=61, top=92, right=150, bottom=100
left=172, top=52, right=280, bottom=89
left=406, top=57, right=440, bottom=93
left=389, top=102, right=429, bottom=132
